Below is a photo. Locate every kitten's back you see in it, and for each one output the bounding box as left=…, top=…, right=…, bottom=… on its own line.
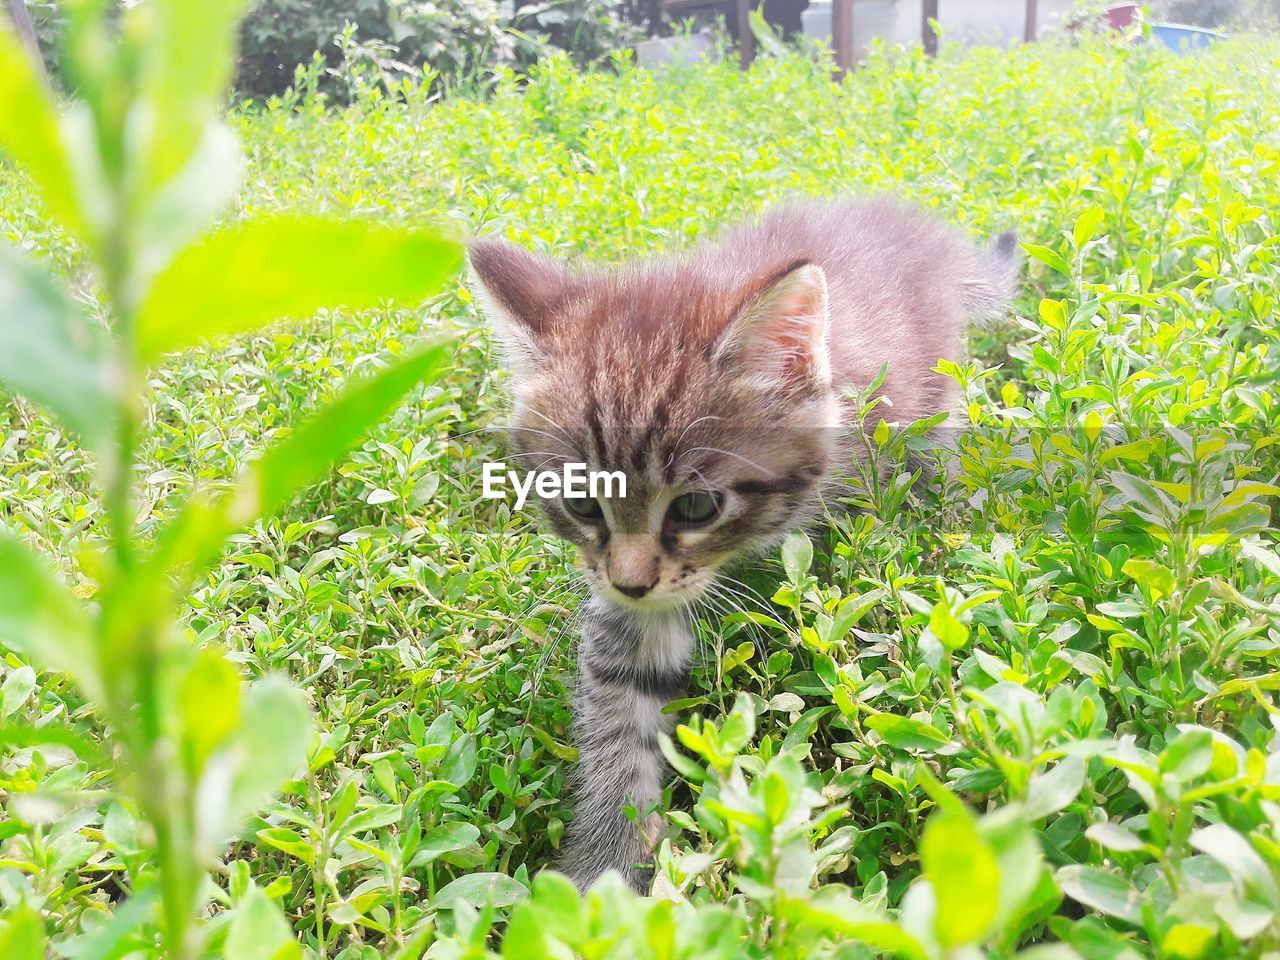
left=696, top=198, right=1015, bottom=421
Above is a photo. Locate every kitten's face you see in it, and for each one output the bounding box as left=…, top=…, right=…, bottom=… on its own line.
left=471, top=239, right=842, bottom=611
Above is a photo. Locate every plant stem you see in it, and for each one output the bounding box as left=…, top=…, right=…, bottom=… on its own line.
left=96, top=167, right=201, bottom=960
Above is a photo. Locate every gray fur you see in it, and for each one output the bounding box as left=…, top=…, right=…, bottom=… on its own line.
left=558, top=600, right=694, bottom=890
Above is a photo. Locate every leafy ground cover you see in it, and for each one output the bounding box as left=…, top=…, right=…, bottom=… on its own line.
left=3, top=30, right=1280, bottom=960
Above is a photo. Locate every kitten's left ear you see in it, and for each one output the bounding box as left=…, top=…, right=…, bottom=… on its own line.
left=469, top=237, right=572, bottom=373
left=714, top=260, right=830, bottom=390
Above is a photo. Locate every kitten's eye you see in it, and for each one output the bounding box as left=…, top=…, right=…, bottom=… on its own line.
left=563, top=496, right=604, bottom=521
left=668, top=491, right=723, bottom=526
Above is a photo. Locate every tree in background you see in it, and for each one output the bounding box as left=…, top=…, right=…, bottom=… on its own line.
left=237, top=0, right=643, bottom=100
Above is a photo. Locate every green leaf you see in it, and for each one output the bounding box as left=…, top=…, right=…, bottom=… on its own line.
left=929, top=599, right=970, bottom=650
left=385, top=928, right=436, bottom=960
left=1207, top=502, right=1270, bottom=539
left=224, top=887, right=302, bottom=960
left=59, top=888, right=155, bottom=959
left=213, top=677, right=311, bottom=848
left=431, top=873, right=528, bottom=911
left=922, top=807, right=1000, bottom=947
left=529, top=871, right=585, bottom=943
left=409, top=823, right=482, bottom=867
left=135, top=218, right=462, bottom=362
left=1022, top=243, right=1068, bottom=274
left=1122, top=558, right=1175, bottom=599
left=0, top=666, right=36, bottom=719
left=0, top=245, right=112, bottom=442
left=136, top=122, right=244, bottom=283
left=777, top=889, right=926, bottom=960
left=1086, top=821, right=1146, bottom=853
left=781, top=531, right=813, bottom=583
left=0, top=31, right=85, bottom=237
left=1073, top=205, right=1106, bottom=248
left=1161, top=924, right=1215, bottom=960
left=1160, top=728, right=1213, bottom=781
left=179, top=646, right=241, bottom=776
left=336, top=804, right=401, bottom=838
left=763, top=769, right=790, bottom=824
left=439, top=733, right=478, bottom=788
left=1024, top=756, right=1085, bottom=820
left=255, top=827, right=315, bottom=866
left=0, top=530, right=101, bottom=703
left=828, top=588, right=886, bottom=643
left=0, top=904, right=45, bottom=960
left=866, top=714, right=951, bottom=751
left=980, top=810, right=1043, bottom=931
left=1056, top=865, right=1144, bottom=924
left=527, top=723, right=579, bottom=762
left=502, top=903, right=550, bottom=960
left=1190, top=824, right=1279, bottom=906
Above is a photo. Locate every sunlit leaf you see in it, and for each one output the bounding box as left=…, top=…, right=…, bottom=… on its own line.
left=179, top=646, right=242, bottom=777
left=0, top=666, right=37, bottom=719
left=136, top=122, right=244, bottom=283
left=1086, top=821, right=1147, bottom=853
left=777, top=889, right=926, bottom=960
left=0, top=904, right=45, bottom=960
left=922, top=807, right=999, bottom=947
left=136, top=218, right=463, bottom=362
left=223, top=887, right=302, bottom=960
left=1190, top=824, right=1279, bottom=906
left=1023, top=756, right=1085, bottom=820
left=928, top=599, right=969, bottom=650
left=781, top=530, right=813, bottom=582
left=0, top=30, right=85, bottom=237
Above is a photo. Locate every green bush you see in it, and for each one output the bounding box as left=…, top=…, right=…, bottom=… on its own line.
left=236, top=0, right=641, bottom=100
left=3, top=10, right=1280, bottom=960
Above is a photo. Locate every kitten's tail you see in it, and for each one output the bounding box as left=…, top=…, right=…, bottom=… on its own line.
left=961, top=229, right=1020, bottom=324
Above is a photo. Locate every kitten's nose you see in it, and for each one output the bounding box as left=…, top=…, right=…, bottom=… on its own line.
left=607, top=536, right=660, bottom=600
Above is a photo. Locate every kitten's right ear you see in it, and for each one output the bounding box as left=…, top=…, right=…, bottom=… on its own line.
left=468, top=238, right=570, bottom=371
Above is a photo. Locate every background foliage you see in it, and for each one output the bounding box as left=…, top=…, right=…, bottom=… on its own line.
left=239, top=0, right=646, bottom=99
left=25, top=0, right=647, bottom=99
left=3, top=20, right=1280, bottom=960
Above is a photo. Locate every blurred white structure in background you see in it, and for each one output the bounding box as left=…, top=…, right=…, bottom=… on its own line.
left=802, top=0, right=1078, bottom=57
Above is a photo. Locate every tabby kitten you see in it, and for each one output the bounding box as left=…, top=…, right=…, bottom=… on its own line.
left=470, top=198, right=1016, bottom=891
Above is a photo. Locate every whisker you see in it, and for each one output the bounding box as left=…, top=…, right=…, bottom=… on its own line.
left=683, top=446, right=773, bottom=476
left=501, top=424, right=578, bottom=451
left=510, top=582, right=583, bottom=653
left=706, top=578, right=771, bottom=662
left=521, top=407, right=579, bottom=450
left=529, top=581, right=589, bottom=701
left=665, top=415, right=728, bottom=472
